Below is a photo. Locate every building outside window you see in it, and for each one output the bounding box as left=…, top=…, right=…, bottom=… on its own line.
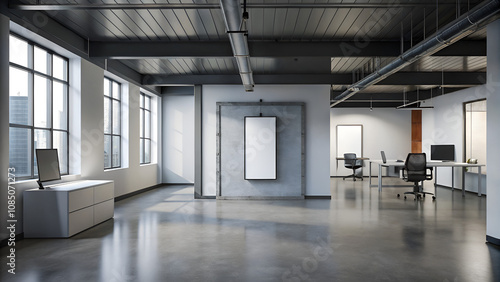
left=140, top=93, right=151, bottom=164
left=104, top=77, right=121, bottom=169
left=9, top=34, right=69, bottom=179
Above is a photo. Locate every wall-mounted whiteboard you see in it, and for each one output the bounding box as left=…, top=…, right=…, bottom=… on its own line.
left=337, top=124, right=363, bottom=158
left=244, top=116, right=277, bottom=180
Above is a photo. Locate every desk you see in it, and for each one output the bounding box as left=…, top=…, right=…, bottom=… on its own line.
left=336, top=157, right=370, bottom=171
left=368, top=160, right=485, bottom=197
left=24, top=180, right=114, bottom=238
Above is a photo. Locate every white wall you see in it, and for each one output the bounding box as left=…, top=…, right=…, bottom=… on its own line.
left=79, top=60, right=161, bottom=196
left=162, top=94, right=195, bottom=183
left=486, top=19, right=500, bottom=243
left=201, top=85, right=331, bottom=196
left=330, top=108, right=411, bottom=176
left=421, top=86, right=488, bottom=193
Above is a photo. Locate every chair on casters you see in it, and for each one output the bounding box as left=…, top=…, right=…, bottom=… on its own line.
left=343, top=153, right=363, bottom=181
left=398, top=153, right=435, bottom=200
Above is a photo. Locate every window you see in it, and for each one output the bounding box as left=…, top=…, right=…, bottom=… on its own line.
left=9, top=34, right=69, bottom=179
left=140, top=93, right=151, bottom=164
left=464, top=99, right=487, bottom=174
left=104, top=77, right=121, bottom=169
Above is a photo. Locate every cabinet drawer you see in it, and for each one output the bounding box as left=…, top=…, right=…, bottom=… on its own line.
left=68, top=206, right=94, bottom=236
left=94, top=199, right=114, bottom=224
left=94, top=183, right=114, bottom=204
left=68, top=188, right=94, bottom=212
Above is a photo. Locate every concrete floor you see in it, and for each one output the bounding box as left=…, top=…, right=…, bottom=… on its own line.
left=1, top=178, right=500, bottom=282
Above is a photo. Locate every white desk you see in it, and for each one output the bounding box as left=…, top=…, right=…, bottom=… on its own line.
left=24, top=180, right=114, bottom=238
left=368, top=160, right=485, bottom=197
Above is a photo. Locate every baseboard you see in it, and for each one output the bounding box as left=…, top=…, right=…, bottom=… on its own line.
left=217, top=196, right=305, bottom=200
left=115, top=184, right=164, bottom=202
left=0, top=232, right=24, bottom=248
left=305, top=195, right=332, bottom=199
left=486, top=235, right=500, bottom=246
left=194, top=192, right=216, bottom=199
left=163, top=183, right=194, bottom=185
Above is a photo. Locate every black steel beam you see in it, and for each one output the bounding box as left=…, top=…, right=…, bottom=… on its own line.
left=143, top=72, right=485, bottom=86
left=379, top=72, right=486, bottom=85
left=89, top=40, right=485, bottom=58
left=331, top=87, right=466, bottom=108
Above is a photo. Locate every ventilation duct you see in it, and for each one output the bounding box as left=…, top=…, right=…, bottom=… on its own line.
left=220, top=0, right=254, bottom=92
left=331, top=0, right=500, bottom=107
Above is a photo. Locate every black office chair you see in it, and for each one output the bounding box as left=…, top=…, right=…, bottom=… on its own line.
left=398, top=153, right=435, bottom=200
left=343, top=153, right=363, bottom=181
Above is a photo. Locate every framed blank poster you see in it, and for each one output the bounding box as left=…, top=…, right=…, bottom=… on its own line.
left=337, top=124, right=363, bottom=158
left=244, top=116, right=277, bottom=180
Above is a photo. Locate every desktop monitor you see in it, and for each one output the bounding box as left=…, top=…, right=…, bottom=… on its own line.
left=36, top=149, right=61, bottom=189
left=430, top=145, right=455, bottom=161
left=381, top=151, right=387, bottom=163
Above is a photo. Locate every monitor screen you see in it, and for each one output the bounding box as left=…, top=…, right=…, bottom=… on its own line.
left=430, top=145, right=455, bottom=161
left=36, top=149, right=61, bottom=183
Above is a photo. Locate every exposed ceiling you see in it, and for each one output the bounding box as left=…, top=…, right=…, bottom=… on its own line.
left=3, top=0, right=497, bottom=108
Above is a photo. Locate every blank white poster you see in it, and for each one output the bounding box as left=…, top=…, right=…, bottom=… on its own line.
left=337, top=125, right=362, bottom=157
left=245, top=117, right=277, bottom=180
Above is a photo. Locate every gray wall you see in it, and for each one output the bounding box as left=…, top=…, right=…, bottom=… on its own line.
left=201, top=85, right=331, bottom=197
left=217, top=103, right=304, bottom=199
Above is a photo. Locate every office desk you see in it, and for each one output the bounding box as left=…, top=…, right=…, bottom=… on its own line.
left=336, top=157, right=369, bottom=170
left=368, top=160, right=485, bottom=197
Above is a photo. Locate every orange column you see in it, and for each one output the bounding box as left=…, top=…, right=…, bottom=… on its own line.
left=411, top=110, right=422, bottom=153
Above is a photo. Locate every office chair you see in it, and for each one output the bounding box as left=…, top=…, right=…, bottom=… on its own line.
left=343, top=153, right=363, bottom=181
left=398, top=153, right=435, bottom=200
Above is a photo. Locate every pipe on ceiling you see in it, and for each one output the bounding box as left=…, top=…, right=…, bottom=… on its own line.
left=220, top=0, right=254, bottom=92
left=330, top=0, right=500, bottom=107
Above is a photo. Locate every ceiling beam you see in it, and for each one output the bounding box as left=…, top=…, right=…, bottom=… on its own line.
left=9, top=2, right=479, bottom=10
left=143, top=72, right=485, bottom=85
left=90, top=40, right=485, bottom=58
left=332, top=88, right=466, bottom=101
left=331, top=87, right=465, bottom=108
left=380, top=72, right=486, bottom=85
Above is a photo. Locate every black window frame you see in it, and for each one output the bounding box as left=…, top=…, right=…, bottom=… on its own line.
left=103, top=77, right=122, bottom=170
left=8, top=33, right=70, bottom=180
left=140, top=92, right=152, bottom=164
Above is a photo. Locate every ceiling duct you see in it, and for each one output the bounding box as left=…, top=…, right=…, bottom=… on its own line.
left=220, top=0, right=254, bottom=92
left=331, top=0, right=500, bottom=107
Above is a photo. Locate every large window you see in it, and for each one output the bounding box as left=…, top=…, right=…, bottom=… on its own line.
left=140, top=93, right=151, bottom=164
left=104, top=77, right=121, bottom=169
left=9, top=34, right=69, bottom=179
left=464, top=99, right=487, bottom=174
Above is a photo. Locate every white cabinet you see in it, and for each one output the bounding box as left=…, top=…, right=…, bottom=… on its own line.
left=23, top=180, right=114, bottom=238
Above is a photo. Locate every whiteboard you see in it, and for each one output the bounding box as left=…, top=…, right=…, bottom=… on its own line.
left=244, top=117, right=277, bottom=180
left=337, top=125, right=363, bottom=158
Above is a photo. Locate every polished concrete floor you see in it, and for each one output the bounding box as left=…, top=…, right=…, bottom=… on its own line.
left=1, top=178, right=500, bottom=282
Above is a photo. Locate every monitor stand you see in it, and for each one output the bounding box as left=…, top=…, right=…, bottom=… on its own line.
left=37, top=180, right=45, bottom=190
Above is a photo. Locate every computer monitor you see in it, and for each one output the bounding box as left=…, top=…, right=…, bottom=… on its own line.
left=430, top=145, right=455, bottom=161
left=36, top=149, right=61, bottom=189
left=381, top=151, right=387, bottom=163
